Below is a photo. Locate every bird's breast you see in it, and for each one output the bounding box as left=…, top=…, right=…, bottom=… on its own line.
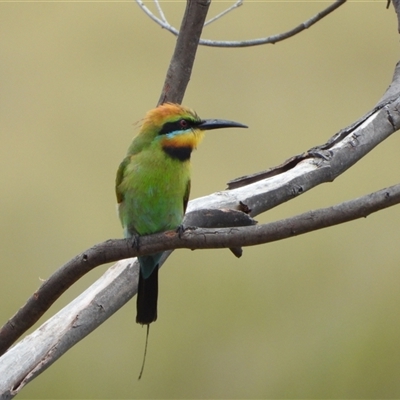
left=119, top=151, right=191, bottom=236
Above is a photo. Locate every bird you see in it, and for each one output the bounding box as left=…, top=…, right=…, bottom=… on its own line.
left=116, top=103, right=247, bottom=326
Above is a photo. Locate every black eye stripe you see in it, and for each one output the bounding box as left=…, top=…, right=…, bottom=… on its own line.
left=158, top=119, right=198, bottom=135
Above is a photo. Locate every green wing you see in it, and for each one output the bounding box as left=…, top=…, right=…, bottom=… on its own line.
left=115, top=156, right=130, bottom=204
left=183, top=179, right=191, bottom=214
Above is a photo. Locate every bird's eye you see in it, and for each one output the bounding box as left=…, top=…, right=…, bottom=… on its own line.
left=159, top=119, right=192, bottom=135
left=179, top=119, right=189, bottom=129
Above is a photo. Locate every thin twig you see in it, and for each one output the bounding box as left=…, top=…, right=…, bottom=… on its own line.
left=136, top=0, right=347, bottom=48
left=204, top=0, right=243, bottom=27
left=154, top=0, right=167, bottom=24
left=135, top=0, right=178, bottom=34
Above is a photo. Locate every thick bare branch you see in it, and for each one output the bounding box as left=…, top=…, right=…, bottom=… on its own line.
left=2, top=64, right=400, bottom=398
left=391, top=0, right=400, bottom=32
left=1, top=81, right=400, bottom=366
left=0, top=260, right=138, bottom=400
left=0, top=0, right=399, bottom=396
left=2, top=181, right=400, bottom=397
left=157, top=0, right=210, bottom=105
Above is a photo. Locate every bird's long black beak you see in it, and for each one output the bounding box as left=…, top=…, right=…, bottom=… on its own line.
left=197, top=119, right=248, bottom=131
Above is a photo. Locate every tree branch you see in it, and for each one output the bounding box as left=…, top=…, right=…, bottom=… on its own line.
left=3, top=85, right=400, bottom=358
left=157, top=0, right=210, bottom=105
left=204, top=0, right=243, bottom=27
left=2, top=62, right=400, bottom=400
left=391, top=0, right=400, bottom=32
left=2, top=82, right=400, bottom=393
left=2, top=181, right=400, bottom=397
left=137, top=0, right=347, bottom=48
left=1, top=0, right=399, bottom=396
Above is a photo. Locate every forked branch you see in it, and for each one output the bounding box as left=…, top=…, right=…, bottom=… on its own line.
left=137, top=0, right=347, bottom=48
left=0, top=0, right=399, bottom=397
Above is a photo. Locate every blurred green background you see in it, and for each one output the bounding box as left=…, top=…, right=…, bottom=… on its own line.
left=2, top=1, right=400, bottom=398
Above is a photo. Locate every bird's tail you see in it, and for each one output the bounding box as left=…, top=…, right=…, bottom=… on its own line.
left=136, top=265, right=158, bottom=324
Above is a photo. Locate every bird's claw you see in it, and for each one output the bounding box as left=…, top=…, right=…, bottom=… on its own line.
left=131, top=234, right=140, bottom=251
left=177, top=224, right=198, bottom=238
left=176, top=224, right=185, bottom=239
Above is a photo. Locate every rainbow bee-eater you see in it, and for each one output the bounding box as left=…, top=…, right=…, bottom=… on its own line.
left=116, top=103, right=247, bottom=325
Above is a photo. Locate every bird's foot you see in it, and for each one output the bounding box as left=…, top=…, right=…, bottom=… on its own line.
left=176, top=224, right=186, bottom=239
left=177, top=224, right=198, bottom=239
left=130, top=234, right=140, bottom=251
